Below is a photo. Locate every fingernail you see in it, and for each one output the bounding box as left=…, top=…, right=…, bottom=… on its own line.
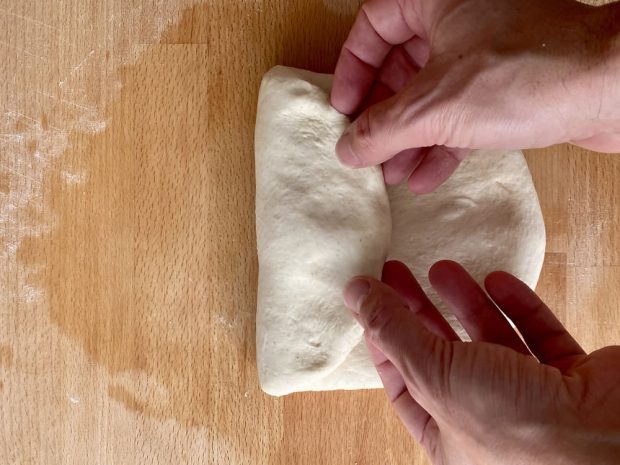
left=343, top=278, right=370, bottom=313
left=336, top=131, right=362, bottom=168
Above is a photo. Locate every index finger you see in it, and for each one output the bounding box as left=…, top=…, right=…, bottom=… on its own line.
left=382, top=260, right=460, bottom=341
left=331, top=0, right=416, bottom=115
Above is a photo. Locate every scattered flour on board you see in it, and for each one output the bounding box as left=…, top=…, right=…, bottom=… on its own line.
left=0, top=0, right=200, bottom=309
left=60, top=170, right=87, bottom=185
left=0, top=5, right=214, bottom=460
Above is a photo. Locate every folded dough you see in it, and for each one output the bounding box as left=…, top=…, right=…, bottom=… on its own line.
left=255, top=66, right=546, bottom=397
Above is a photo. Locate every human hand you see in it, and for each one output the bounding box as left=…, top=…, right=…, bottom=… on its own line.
left=331, top=0, right=620, bottom=193
left=343, top=260, right=620, bottom=465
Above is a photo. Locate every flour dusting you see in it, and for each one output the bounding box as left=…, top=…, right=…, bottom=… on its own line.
left=0, top=0, right=200, bottom=308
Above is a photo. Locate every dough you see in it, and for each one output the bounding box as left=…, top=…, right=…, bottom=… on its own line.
left=255, top=67, right=391, bottom=396
left=387, top=153, right=546, bottom=337
left=255, top=66, right=546, bottom=396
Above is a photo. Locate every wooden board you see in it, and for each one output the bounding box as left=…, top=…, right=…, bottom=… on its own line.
left=0, top=1, right=618, bottom=464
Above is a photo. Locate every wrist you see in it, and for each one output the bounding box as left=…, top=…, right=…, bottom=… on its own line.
left=549, top=428, right=620, bottom=465
left=569, top=3, right=620, bottom=139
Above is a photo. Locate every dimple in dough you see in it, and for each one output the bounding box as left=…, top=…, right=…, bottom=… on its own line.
left=255, top=66, right=546, bottom=397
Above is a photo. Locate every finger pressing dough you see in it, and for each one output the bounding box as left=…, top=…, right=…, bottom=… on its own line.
left=254, top=66, right=546, bottom=396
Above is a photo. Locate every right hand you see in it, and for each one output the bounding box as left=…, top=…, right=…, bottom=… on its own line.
left=343, top=260, right=620, bottom=465
left=331, top=0, right=620, bottom=193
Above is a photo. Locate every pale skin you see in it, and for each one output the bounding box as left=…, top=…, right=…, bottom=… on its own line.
left=331, top=0, right=620, bottom=193
left=344, top=261, right=620, bottom=465
left=333, top=0, right=620, bottom=463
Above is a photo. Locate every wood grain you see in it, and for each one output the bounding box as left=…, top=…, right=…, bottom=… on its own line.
left=0, top=1, right=618, bottom=464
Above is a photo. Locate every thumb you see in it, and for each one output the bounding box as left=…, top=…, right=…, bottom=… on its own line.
left=335, top=74, right=442, bottom=168
left=343, top=277, right=451, bottom=404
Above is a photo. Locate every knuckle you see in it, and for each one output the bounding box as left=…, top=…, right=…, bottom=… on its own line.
left=413, top=98, right=467, bottom=148
left=427, top=104, right=456, bottom=146
left=361, top=296, right=397, bottom=341
left=353, top=110, right=375, bottom=152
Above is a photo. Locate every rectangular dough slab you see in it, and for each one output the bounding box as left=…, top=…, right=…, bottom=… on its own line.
left=255, top=66, right=546, bottom=397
